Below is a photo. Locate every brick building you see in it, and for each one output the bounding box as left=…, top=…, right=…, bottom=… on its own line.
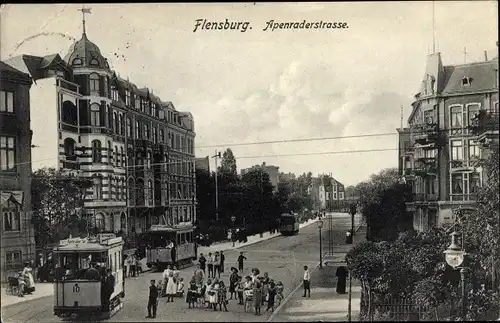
left=6, top=17, right=196, bottom=237
left=0, top=61, right=36, bottom=280
left=241, top=162, right=280, bottom=190
left=399, top=49, right=498, bottom=232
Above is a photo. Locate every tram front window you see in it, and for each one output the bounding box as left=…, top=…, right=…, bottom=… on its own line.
left=56, top=252, right=108, bottom=280
left=149, top=232, right=176, bottom=248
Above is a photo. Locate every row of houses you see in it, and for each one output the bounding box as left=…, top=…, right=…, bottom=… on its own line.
left=0, top=19, right=196, bottom=279
left=398, top=45, right=499, bottom=232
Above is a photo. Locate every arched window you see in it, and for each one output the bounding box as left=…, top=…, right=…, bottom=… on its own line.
left=144, top=123, right=149, bottom=139
left=114, top=146, right=119, bottom=167
left=127, top=178, right=135, bottom=205
left=89, top=73, right=100, bottom=96
left=113, top=112, right=118, bottom=133
left=148, top=180, right=153, bottom=206
left=153, top=127, right=157, bottom=143
left=61, top=101, right=78, bottom=125
left=127, top=118, right=132, bottom=137
left=93, top=176, right=103, bottom=199
left=120, top=147, right=124, bottom=167
left=119, top=115, right=124, bottom=135
left=95, top=213, right=105, bottom=232
left=107, top=213, right=115, bottom=232
left=135, top=120, right=140, bottom=138
left=90, top=58, right=100, bottom=67
left=136, top=178, right=145, bottom=206
left=72, top=58, right=83, bottom=66
left=3, top=199, right=21, bottom=231
left=64, top=138, right=76, bottom=161
left=120, top=212, right=127, bottom=231
left=90, top=103, right=101, bottom=126
left=92, top=140, right=102, bottom=163
left=159, top=129, right=164, bottom=143
left=147, top=151, right=152, bottom=169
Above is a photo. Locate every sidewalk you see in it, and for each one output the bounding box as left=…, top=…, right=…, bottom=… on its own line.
left=269, top=226, right=366, bottom=322
left=1, top=283, right=53, bottom=308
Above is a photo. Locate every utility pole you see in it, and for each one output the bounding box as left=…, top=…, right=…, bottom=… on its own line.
left=211, top=150, right=221, bottom=222
left=260, top=169, right=264, bottom=238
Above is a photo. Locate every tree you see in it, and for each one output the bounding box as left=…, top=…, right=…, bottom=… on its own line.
left=31, top=168, right=93, bottom=246
left=219, top=148, right=237, bottom=178
left=195, top=168, right=215, bottom=227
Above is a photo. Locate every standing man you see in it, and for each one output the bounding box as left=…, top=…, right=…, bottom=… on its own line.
left=237, top=252, right=247, bottom=272
left=214, top=252, right=221, bottom=278
left=102, top=269, right=115, bottom=312
left=220, top=251, right=225, bottom=276
left=207, top=252, right=214, bottom=278
left=198, top=253, right=207, bottom=274
left=146, top=279, right=158, bottom=318
left=302, top=265, right=311, bottom=298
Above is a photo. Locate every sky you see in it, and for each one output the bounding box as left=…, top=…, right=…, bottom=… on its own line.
left=0, top=2, right=497, bottom=186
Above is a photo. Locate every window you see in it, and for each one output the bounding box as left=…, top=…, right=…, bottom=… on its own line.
left=424, top=149, right=436, bottom=159
left=160, top=129, right=164, bottom=143
left=92, top=140, right=102, bottom=163
left=452, top=173, right=463, bottom=194
left=451, top=140, right=463, bottom=160
left=120, top=147, right=124, bottom=167
left=89, top=73, right=100, bottom=96
left=92, top=176, right=103, bottom=199
left=5, top=250, right=22, bottom=270
left=72, top=58, right=83, bottom=66
left=120, top=115, right=125, bottom=135
left=113, top=112, right=118, bottom=133
left=468, top=140, right=481, bottom=159
left=95, top=213, right=104, bottom=231
left=64, top=138, right=76, bottom=160
left=135, top=98, right=140, bottom=110
left=90, top=103, right=101, bottom=126
left=114, top=146, right=119, bottom=167
left=103, top=77, right=108, bottom=97
left=450, top=106, right=463, bottom=128
left=126, top=118, right=132, bottom=137
left=90, top=58, right=100, bottom=67
left=3, top=199, right=20, bottom=231
left=147, top=151, right=152, bottom=169
left=462, top=77, right=470, bottom=86
left=125, top=91, right=131, bottom=106
left=333, top=192, right=337, bottom=200
left=153, top=127, right=157, bottom=143
left=467, top=104, right=480, bottom=126
left=135, top=121, right=140, bottom=138
left=111, top=87, right=119, bottom=101
left=423, top=110, right=434, bottom=124
left=470, top=173, right=481, bottom=193
left=144, top=124, right=149, bottom=140
left=492, top=101, right=499, bottom=114
left=339, top=192, right=344, bottom=200
left=148, top=180, right=153, bottom=206
left=0, top=90, right=14, bottom=113
left=0, top=136, right=16, bottom=171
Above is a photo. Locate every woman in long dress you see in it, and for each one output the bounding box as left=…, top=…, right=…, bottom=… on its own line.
left=253, top=280, right=263, bottom=315
left=22, top=262, right=35, bottom=294
left=204, top=279, right=213, bottom=307
left=162, top=266, right=172, bottom=297
left=209, top=279, right=220, bottom=310
left=165, top=272, right=177, bottom=302
left=229, top=267, right=239, bottom=300
left=262, top=272, right=270, bottom=305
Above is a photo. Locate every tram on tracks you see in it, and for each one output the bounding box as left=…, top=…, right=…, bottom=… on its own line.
left=52, top=233, right=125, bottom=319
left=144, top=223, right=198, bottom=270
left=279, top=213, right=300, bottom=236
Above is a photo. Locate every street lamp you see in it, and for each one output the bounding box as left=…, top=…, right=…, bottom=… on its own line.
left=444, top=230, right=469, bottom=321
left=317, top=220, right=324, bottom=269
left=231, top=216, right=236, bottom=247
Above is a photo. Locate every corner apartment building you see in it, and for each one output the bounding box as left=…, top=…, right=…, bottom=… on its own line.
left=0, top=61, right=36, bottom=280
left=399, top=49, right=498, bottom=232
left=241, top=162, right=280, bottom=190
left=308, top=174, right=346, bottom=211
left=6, top=24, right=196, bottom=236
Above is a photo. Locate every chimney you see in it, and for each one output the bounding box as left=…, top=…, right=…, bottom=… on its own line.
left=484, top=50, right=488, bottom=61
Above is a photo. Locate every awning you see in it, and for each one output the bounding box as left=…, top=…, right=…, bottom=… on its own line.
left=0, top=191, right=24, bottom=208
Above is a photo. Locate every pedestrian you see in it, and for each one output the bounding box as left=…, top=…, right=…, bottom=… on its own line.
left=204, top=279, right=213, bottom=307
left=135, top=256, right=142, bottom=276
left=229, top=267, right=239, bottom=300
left=253, top=280, right=263, bottom=315
left=176, top=277, right=185, bottom=298
left=17, top=271, right=25, bottom=297
left=336, top=266, right=348, bottom=294
left=262, top=272, right=270, bottom=305
left=162, top=265, right=172, bottom=297
left=251, top=268, right=259, bottom=283
left=217, top=280, right=229, bottom=312
left=129, top=255, right=136, bottom=277
left=214, top=252, right=221, bottom=278
left=238, top=252, right=246, bottom=272
left=102, top=269, right=115, bottom=312
left=302, top=265, right=311, bottom=298
left=186, top=279, right=199, bottom=308
left=236, top=276, right=244, bottom=305
left=207, top=252, right=214, bottom=278
left=267, top=280, right=276, bottom=312
left=220, top=251, right=225, bottom=275
left=193, top=264, right=205, bottom=286
left=276, top=281, right=284, bottom=306
left=84, top=262, right=101, bottom=281
left=125, top=255, right=132, bottom=278
left=22, top=262, right=35, bottom=294
left=198, top=253, right=206, bottom=274
left=146, top=279, right=158, bottom=318
left=210, top=278, right=220, bottom=310
left=165, top=271, right=176, bottom=302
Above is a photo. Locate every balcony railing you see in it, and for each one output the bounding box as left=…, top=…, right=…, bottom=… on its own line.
left=413, top=193, right=438, bottom=202
left=469, top=111, right=500, bottom=135
left=57, top=78, right=80, bottom=94
left=411, top=123, right=439, bottom=145
left=413, top=163, right=437, bottom=177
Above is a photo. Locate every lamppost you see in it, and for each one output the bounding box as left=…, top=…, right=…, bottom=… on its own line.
left=231, top=216, right=236, bottom=247
left=349, top=203, right=357, bottom=236
left=444, top=230, right=469, bottom=321
left=318, top=219, right=324, bottom=269
left=211, top=150, right=221, bottom=222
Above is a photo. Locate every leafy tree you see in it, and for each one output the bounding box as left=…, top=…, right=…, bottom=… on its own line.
left=195, top=168, right=215, bottom=228
left=219, top=148, right=237, bottom=178
left=31, top=168, right=93, bottom=246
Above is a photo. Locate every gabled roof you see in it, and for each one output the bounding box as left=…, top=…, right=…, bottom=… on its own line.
left=0, top=60, right=26, bottom=74
left=442, top=60, right=498, bottom=94
left=5, top=54, right=43, bottom=80
left=0, top=60, right=32, bottom=84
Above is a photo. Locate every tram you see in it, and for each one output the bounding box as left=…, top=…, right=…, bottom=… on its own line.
left=145, top=223, right=198, bottom=270
left=52, top=233, right=125, bottom=319
left=279, top=213, right=300, bottom=236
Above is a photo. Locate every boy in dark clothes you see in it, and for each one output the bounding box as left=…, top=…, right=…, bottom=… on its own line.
left=267, top=281, right=276, bottom=312
left=146, top=279, right=158, bottom=318
left=237, top=252, right=247, bottom=272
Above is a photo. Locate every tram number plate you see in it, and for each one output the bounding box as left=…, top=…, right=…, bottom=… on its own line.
left=73, top=284, right=80, bottom=293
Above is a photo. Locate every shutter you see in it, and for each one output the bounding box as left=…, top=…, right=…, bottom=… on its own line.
left=100, top=101, right=106, bottom=128
left=79, top=99, right=89, bottom=126
left=99, top=75, right=105, bottom=97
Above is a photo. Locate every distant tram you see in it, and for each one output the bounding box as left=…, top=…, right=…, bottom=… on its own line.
left=144, top=223, right=198, bottom=270
left=279, top=213, right=300, bottom=236
left=52, top=233, right=125, bottom=319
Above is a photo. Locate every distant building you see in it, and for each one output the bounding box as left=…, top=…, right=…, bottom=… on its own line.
left=195, top=157, right=210, bottom=173
left=0, top=60, right=35, bottom=281
left=241, top=162, right=280, bottom=190
left=399, top=47, right=498, bottom=232
left=308, top=174, right=345, bottom=211
left=279, top=172, right=296, bottom=182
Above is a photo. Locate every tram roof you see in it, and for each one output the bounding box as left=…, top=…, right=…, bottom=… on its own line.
left=53, top=234, right=123, bottom=253
left=148, top=223, right=196, bottom=234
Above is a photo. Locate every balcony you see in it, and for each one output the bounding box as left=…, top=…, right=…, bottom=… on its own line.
left=413, top=161, right=437, bottom=177
left=57, top=78, right=80, bottom=94
left=469, top=111, right=499, bottom=147
left=61, top=159, right=79, bottom=170
left=411, top=123, right=439, bottom=145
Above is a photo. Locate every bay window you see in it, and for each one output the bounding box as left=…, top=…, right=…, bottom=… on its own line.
left=451, top=140, right=463, bottom=160
left=450, top=106, right=463, bottom=128
left=0, top=90, right=14, bottom=112
left=0, top=136, right=16, bottom=171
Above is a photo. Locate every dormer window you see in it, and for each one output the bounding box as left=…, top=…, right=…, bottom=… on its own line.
left=90, top=58, right=100, bottom=67
left=72, top=58, right=83, bottom=66
left=462, top=77, right=471, bottom=86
